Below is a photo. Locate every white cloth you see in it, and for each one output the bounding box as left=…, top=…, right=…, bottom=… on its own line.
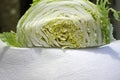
left=0, top=40, right=120, bottom=80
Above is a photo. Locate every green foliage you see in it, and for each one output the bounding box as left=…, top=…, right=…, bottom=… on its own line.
left=0, top=31, right=22, bottom=47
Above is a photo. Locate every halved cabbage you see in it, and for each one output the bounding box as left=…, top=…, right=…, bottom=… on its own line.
left=0, top=0, right=118, bottom=48
left=16, top=0, right=120, bottom=48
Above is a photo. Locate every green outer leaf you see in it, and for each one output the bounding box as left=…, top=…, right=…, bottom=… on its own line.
left=96, top=0, right=120, bottom=43
left=109, top=8, right=120, bottom=21
left=0, top=31, right=22, bottom=47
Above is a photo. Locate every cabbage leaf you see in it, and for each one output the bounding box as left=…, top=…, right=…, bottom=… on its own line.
left=0, top=31, right=22, bottom=47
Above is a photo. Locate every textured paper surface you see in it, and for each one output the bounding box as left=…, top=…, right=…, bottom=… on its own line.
left=0, top=40, right=120, bottom=80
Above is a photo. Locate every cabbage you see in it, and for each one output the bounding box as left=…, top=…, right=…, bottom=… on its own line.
left=0, top=0, right=119, bottom=48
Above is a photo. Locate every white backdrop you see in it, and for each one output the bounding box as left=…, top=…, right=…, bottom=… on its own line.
left=0, top=40, right=120, bottom=80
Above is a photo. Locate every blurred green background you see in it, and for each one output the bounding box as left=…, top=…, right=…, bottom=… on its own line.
left=0, top=0, right=120, bottom=39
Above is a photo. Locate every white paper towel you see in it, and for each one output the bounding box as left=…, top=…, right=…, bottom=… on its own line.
left=0, top=40, right=120, bottom=80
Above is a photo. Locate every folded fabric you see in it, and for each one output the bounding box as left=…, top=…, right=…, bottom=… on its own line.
left=0, top=40, right=120, bottom=80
